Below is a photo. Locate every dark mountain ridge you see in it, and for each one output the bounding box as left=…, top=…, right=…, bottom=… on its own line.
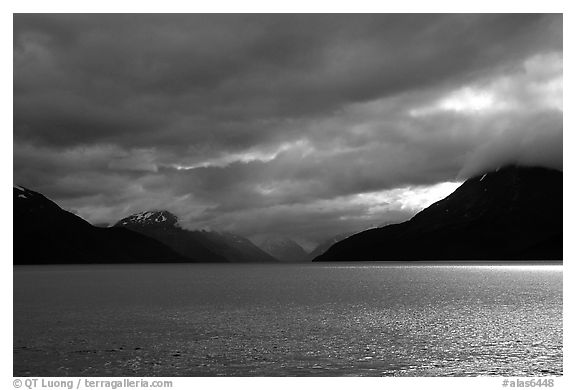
left=196, top=231, right=279, bottom=263
left=115, top=212, right=278, bottom=262
left=308, top=232, right=356, bottom=259
left=315, top=166, right=562, bottom=261
left=13, top=186, right=186, bottom=264
left=115, top=210, right=225, bottom=262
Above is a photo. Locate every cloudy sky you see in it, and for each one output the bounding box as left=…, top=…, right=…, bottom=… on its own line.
left=13, top=14, right=562, bottom=248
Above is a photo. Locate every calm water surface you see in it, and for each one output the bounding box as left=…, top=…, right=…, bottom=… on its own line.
left=13, top=263, right=562, bottom=376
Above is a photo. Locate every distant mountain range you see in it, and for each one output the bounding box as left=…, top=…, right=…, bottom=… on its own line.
left=115, top=211, right=277, bottom=263
left=314, top=166, right=562, bottom=261
left=13, top=186, right=185, bottom=264
left=258, top=237, right=310, bottom=262
left=14, top=165, right=562, bottom=264
left=14, top=187, right=277, bottom=264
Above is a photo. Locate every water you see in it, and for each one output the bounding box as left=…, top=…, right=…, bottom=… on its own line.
left=13, top=263, right=562, bottom=376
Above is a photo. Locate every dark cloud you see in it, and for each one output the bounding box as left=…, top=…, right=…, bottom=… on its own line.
left=13, top=14, right=563, bottom=245
left=14, top=14, right=560, bottom=147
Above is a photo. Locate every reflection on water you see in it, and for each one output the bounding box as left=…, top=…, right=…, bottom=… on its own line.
left=14, top=263, right=562, bottom=376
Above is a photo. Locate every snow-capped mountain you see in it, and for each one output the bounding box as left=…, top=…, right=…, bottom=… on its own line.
left=259, top=237, right=310, bottom=262
left=13, top=186, right=185, bottom=264
left=115, top=211, right=224, bottom=261
left=115, top=212, right=277, bottom=262
left=117, top=210, right=179, bottom=229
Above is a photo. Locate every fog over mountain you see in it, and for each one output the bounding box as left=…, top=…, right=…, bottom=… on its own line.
left=13, top=14, right=562, bottom=246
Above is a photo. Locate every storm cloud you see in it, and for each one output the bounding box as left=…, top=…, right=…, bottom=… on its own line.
left=13, top=14, right=562, bottom=246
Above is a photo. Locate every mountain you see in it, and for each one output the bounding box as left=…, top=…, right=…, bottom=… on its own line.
left=308, top=232, right=354, bottom=259
left=115, top=211, right=225, bottom=262
left=13, top=186, right=186, bottom=264
left=93, top=222, right=111, bottom=228
left=259, top=237, right=310, bottom=262
left=195, top=231, right=279, bottom=263
left=115, top=212, right=277, bottom=262
left=315, top=166, right=562, bottom=261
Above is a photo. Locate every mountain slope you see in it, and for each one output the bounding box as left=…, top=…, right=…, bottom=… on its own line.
left=115, top=212, right=277, bottom=262
left=259, top=237, right=310, bottom=262
left=195, top=231, right=278, bottom=263
left=13, top=186, right=186, bottom=264
left=308, top=232, right=355, bottom=259
left=315, top=166, right=562, bottom=261
left=115, top=211, right=226, bottom=262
